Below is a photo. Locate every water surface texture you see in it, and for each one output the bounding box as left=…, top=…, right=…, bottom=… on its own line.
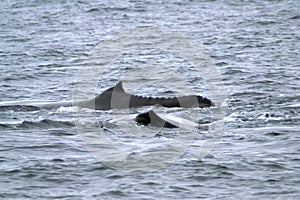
left=1, top=0, right=299, bottom=199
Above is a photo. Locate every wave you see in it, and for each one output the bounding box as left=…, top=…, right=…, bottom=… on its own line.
left=0, top=119, right=74, bottom=129
left=0, top=100, right=72, bottom=111
left=0, top=105, right=40, bottom=112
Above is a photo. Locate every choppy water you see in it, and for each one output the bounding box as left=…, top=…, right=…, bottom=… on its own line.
left=1, top=0, right=299, bottom=199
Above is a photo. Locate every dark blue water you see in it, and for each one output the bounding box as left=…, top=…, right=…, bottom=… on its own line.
left=1, top=0, right=299, bottom=199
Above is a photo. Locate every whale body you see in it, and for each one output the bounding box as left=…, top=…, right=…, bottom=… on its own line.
left=74, top=81, right=214, bottom=110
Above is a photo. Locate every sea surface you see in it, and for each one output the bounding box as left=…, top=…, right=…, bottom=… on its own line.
left=0, top=0, right=299, bottom=199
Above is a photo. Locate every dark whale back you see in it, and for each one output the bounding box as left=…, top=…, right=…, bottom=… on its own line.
left=84, top=81, right=214, bottom=110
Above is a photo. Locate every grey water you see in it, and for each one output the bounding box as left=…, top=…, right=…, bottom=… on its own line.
left=1, top=0, right=299, bottom=199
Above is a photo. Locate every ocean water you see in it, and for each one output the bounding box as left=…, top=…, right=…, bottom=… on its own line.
left=0, top=0, right=299, bottom=199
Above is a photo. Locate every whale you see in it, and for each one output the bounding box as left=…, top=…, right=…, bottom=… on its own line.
left=135, top=110, right=179, bottom=128
left=74, top=81, right=214, bottom=110
left=0, top=81, right=214, bottom=110
left=135, top=109, right=200, bottom=129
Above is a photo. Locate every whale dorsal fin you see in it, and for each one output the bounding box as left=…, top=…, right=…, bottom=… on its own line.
left=113, top=81, right=126, bottom=93
left=135, top=110, right=178, bottom=128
